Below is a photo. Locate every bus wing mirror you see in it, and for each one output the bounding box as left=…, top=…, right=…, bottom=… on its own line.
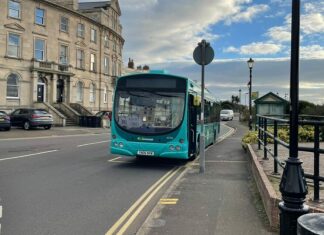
left=193, top=96, right=201, bottom=107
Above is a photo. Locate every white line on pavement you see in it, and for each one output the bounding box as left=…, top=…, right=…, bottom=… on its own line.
left=0, top=205, right=2, bottom=218
left=77, top=140, right=111, bottom=147
left=0, top=150, right=59, bottom=162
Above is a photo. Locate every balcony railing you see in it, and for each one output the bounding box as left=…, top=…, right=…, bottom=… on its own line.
left=31, top=60, right=71, bottom=74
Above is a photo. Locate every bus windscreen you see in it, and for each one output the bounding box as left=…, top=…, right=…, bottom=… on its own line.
left=114, top=75, right=187, bottom=135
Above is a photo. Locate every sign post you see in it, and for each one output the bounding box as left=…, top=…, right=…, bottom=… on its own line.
left=193, top=40, right=214, bottom=173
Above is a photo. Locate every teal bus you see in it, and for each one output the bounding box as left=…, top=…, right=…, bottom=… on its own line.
left=110, top=72, right=220, bottom=160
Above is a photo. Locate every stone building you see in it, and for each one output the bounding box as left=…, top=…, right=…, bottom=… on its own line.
left=0, top=0, right=124, bottom=126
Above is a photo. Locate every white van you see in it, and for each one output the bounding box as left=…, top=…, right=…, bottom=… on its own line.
left=220, top=109, right=234, bottom=121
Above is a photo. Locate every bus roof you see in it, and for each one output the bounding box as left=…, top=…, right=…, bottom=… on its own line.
left=118, top=72, right=217, bottom=103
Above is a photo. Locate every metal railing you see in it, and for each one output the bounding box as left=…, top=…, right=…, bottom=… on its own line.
left=257, top=114, right=324, bottom=201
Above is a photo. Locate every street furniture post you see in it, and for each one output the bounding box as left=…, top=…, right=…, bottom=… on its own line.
left=193, top=39, right=214, bottom=173
left=278, top=0, right=309, bottom=234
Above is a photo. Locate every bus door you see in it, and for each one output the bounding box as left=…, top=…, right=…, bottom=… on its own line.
left=188, top=95, right=197, bottom=156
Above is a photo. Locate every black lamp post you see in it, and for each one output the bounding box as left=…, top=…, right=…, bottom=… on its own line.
left=278, top=0, right=309, bottom=234
left=247, top=58, right=254, bottom=130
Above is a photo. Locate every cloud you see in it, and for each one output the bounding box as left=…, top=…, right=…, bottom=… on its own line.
left=150, top=59, right=324, bottom=104
left=225, top=42, right=282, bottom=55
left=301, top=13, right=324, bottom=35
left=223, top=46, right=239, bottom=53
left=300, top=45, right=324, bottom=59
left=119, top=0, right=266, bottom=64
left=225, top=4, right=270, bottom=25
left=266, top=26, right=291, bottom=42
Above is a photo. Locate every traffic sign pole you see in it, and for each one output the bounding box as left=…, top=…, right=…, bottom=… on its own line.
left=200, top=40, right=206, bottom=173
left=193, top=39, right=214, bottom=174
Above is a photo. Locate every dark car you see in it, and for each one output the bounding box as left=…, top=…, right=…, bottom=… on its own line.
left=95, top=111, right=112, bottom=121
left=10, top=108, right=53, bottom=130
left=0, top=111, right=11, bottom=131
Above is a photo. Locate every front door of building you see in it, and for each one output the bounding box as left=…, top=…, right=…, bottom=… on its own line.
left=37, top=77, right=46, bottom=102
left=37, top=84, right=45, bottom=102
left=57, top=79, right=64, bottom=103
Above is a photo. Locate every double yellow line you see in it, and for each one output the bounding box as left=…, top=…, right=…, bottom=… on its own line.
left=105, top=166, right=181, bottom=235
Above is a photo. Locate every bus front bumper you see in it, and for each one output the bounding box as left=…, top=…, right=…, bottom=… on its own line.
left=110, top=142, right=188, bottom=159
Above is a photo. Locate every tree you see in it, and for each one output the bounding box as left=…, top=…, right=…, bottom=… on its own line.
left=231, top=95, right=240, bottom=104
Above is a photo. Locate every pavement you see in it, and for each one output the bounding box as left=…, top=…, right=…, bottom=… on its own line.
left=138, top=120, right=276, bottom=235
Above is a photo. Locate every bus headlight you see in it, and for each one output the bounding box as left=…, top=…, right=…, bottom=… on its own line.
left=175, top=146, right=181, bottom=151
left=169, top=145, right=175, bottom=151
left=119, top=142, right=124, bottom=148
left=114, top=142, right=118, bottom=147
left=179, top=139, right=184, bottom=143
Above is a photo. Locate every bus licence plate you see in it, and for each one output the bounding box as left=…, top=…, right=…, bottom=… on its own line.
left=137, top=151, right=154, bottom=156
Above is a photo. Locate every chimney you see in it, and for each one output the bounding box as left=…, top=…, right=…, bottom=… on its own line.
left=50, top=0, right=78, bottom=10
left=128, top=58, right=134, bottom=69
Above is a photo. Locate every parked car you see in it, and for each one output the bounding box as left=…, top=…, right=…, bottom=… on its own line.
left=220, top=109, right=234, bottom=121
left=10, top=108, right=53, bottom=130
left=95, top=111, right=112, bottom=121
left=0, top=111, right=11, bottom=131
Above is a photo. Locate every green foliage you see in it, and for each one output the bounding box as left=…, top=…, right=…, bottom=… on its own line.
left=242, top=125, right=316, bottom=146
left=242, top=131, right=258, bottom=144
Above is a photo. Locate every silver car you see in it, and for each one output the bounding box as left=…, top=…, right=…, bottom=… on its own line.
left=10, top=108, right=53, bottom=130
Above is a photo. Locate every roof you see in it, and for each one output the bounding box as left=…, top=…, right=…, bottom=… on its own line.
left=79, top=1, right=111, bottom=10
left=254, top=92, right=289, bottom=104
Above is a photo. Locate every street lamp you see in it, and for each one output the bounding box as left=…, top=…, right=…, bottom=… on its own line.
left=238, top=88, right=242, bottom=104
left=247, top=58, right=254, bottom=130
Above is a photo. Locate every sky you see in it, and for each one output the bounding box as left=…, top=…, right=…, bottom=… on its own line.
left=81, top=0, right=324, bottom=104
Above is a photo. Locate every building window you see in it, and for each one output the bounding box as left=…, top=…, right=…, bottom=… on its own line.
left=35, top=8, right=45, bottom=25
left=112, top=61, right=116, bottom=76
left=76, top=49, right=85, bottom=69
left=59, top=45, right=68, bottom=64
left=89, top=83, right=95, bottom=103
left=35, top=39, right=45, bottom=61
left=104, top=86, right=108, bottom=103
left=113, top=40, right=116, bottom=52
left=60, top=16, right=69, bottom=32
left=8, top=0, right=21, bottom=19
left=118, top=63, right=122, bottom=76
left=104, top=57, right=109, bottom=74
left=7, top=33, right=21, bottom=58
left=6, top=73, right=19, bottom=98
left=76, top=81, right=83, bottom=102
left=90, top=53, right=96, bottom=72
left=77, top=23, right=84, bottom=38
left=119, top=45, right=122, bottom=55
left=90, top=28, right=97, bottom=43
left=104, top=35, right=109, bottom=47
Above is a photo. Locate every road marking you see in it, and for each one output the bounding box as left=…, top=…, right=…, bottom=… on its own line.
left=116, top=167, right=181, bottom=235
left=205, top=160, right=247, bottom=163
left=77, top=140, right=111, bottom=147
left=0, top=133, right=109, bottom=141
left=215, top=125, right=236, bottom=144
left=159, top=198, right=178, bottom=205
left=0, top=150, right=58, bottom=162
left=0, top=205, right=2, bottom=218
left=109, top=156, right=122, bottom=162
left=106, top=167, right=180, bottom=235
